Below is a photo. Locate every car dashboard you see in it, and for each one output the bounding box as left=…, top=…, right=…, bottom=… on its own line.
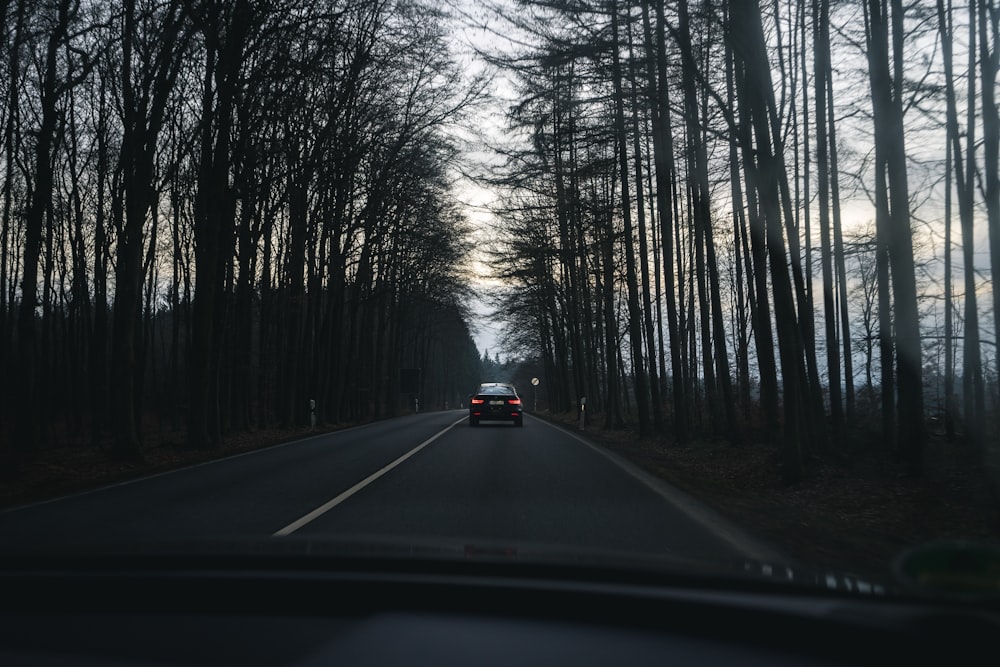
left=2, top=549, right=997, bottom=667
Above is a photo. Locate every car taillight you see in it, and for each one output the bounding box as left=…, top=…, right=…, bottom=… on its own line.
left=471, top=398, right=485, bottom=404
left=507, top=398, right=521, bottom=405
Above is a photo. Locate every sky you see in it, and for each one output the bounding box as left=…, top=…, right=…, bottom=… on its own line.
left=444, top=1, right=518, bottom=358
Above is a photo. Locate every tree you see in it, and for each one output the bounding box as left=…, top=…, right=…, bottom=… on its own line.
left=14, top=0, right=93, bottom=460
left=112, top=0, right=192, bottom=459
left=864, top=0, right=925, bottom=473
left=729, top=0, right=810, bottom=481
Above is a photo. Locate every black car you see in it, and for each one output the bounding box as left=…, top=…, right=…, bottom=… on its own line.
left=469, top=383, right=524, bottom=427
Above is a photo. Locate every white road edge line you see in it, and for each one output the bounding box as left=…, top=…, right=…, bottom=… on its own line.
left=534, top=416, right=788, bottom=565
left=273, top=414, right=467, bottom=536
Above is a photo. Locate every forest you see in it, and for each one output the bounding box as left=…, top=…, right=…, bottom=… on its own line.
left=471, top=0, right=999, bottom=482
left=1, top=0, right=998, bottom=488
left=0, top=0, right=485, bottom=471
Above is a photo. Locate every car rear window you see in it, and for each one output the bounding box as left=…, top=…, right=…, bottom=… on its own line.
left=479, top=386, right=515, bottom=395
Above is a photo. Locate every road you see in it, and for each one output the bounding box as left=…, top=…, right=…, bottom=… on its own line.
left=0, top=411, right=782, bottom=565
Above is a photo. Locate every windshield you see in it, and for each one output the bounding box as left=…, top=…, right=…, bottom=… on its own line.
left=0, top=0, right=998, bottom=602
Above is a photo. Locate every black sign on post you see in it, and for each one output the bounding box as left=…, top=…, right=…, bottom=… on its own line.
left=399, top=368, right=420, bottom=394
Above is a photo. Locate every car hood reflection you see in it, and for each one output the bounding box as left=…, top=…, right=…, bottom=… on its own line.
left=0, top=533, right=900, bottom=598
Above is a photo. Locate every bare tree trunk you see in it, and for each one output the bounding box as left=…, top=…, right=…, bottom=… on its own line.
left=1, top=0, right=26, bottom=463
left=624, top=13, right=663, bottom=433
left=91, top=72, right=111, bottom=449
left=600, top=201, right=622, bottom=429
left=730, top=0, right=808, bottom=482
left=944, top=114, right=956, bottom=441
left=610, top=0, right=651, bottom=435
left=649, top=0, right=688, bottom=440
left=936, top=0, right=961, bottom=441
left=114, top=0, right=189, bottom=459
left=814, top=0, right=843, bottom=444
left=723, top=9, right=754, bottom=420
left=15, top=0, right=73, bottom=460
left=865, top=0, right=925, bottom=473
left=728, top=6, right=780, bottom=442
left=979, top=0, right=1000, bottom=423
left=189, top=0, right=250, bottom=448
left=827, top=50, right=855, bottom=424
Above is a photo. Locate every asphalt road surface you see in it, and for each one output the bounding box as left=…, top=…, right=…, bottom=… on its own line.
left=0, top=412, right=782, bottom=564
